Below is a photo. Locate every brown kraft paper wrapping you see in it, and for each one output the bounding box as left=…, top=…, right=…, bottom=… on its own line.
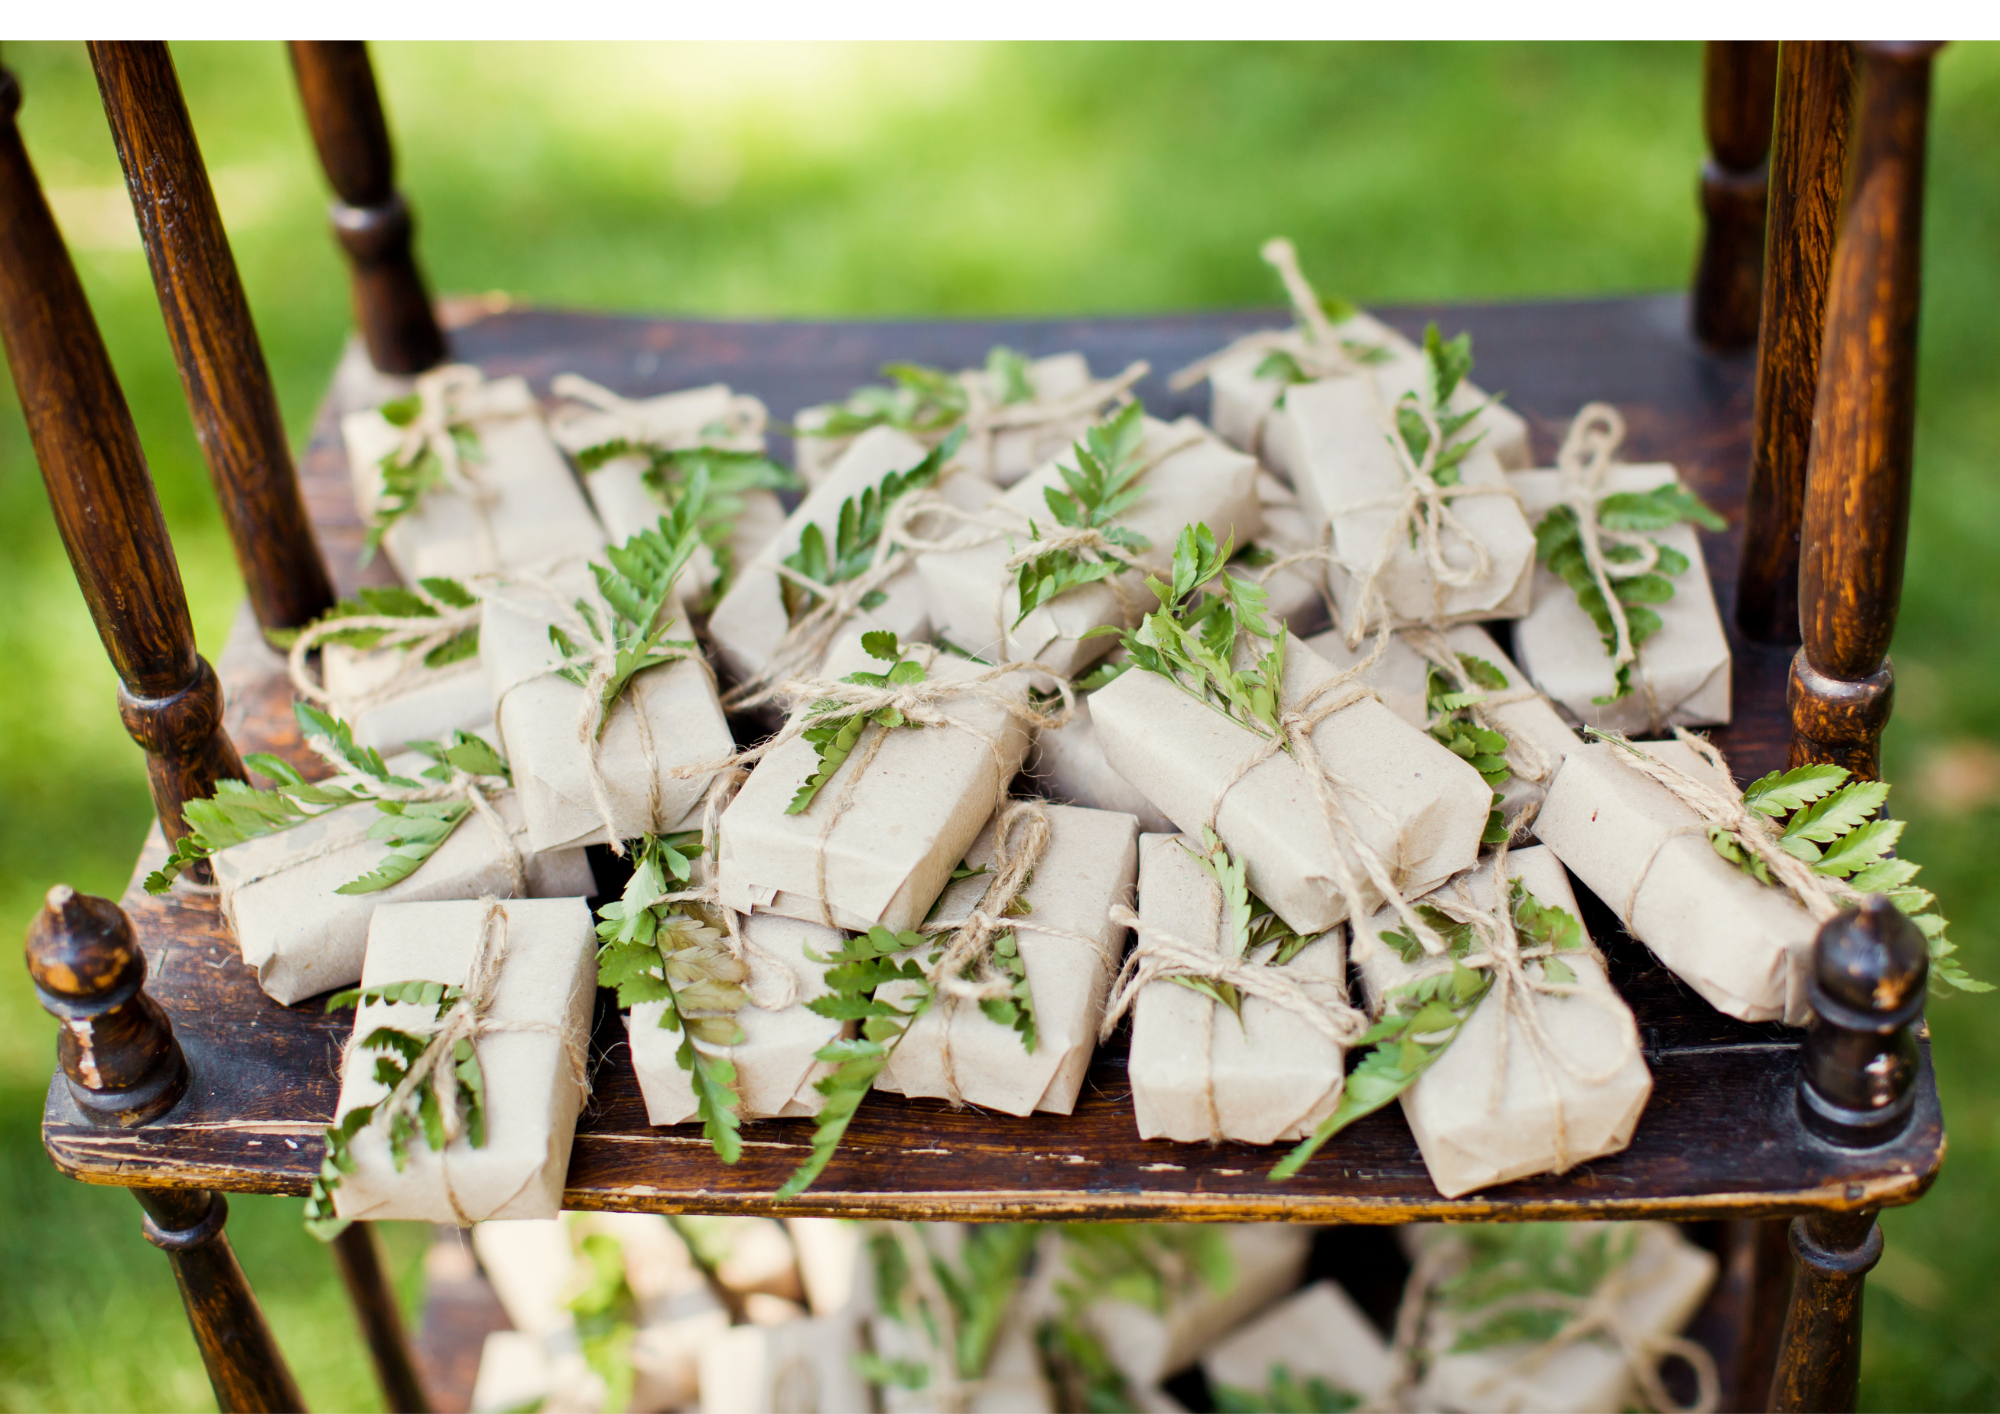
left=716, top=634, right=1035, bottom=933
left=1200, top=1281, right=1398, bottom=1411
left=1092, top=631, right=1491, bottom=935
left=1025, top=692, right=1176, bottom=835
left=1536, top=739, right=1819, bottom=1025
left=877, top=802, right=1140, bottom=1116
left=330, top=898, right=596, bottom=1224
left=321, top=642, right=493, bottom=753
left=1354, top=845, right=1652, bottom=1198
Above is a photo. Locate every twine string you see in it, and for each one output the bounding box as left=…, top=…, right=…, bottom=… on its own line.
left=1400, top=627, right=1555, bottom=786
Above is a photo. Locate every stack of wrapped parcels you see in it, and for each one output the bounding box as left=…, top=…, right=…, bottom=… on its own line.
left=162, top=251, right=1911, bottom=1385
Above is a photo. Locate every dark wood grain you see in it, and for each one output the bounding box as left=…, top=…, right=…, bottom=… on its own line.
left=90, top=42, right=335, bottom=638
left=1768, top=1211, right=1879, bottom=1412
left=1792, top=42, right=1942, bottom=779
left=330, top=1224, right=432, bottom=1413
left=287, top=41, right=446, bottom=375
left=0, top=64, right=246, bottom=869
left=36, top=299, right=1941, bottom=1225
left=1738, top=42, right=1854, bottom=646
left=1694, top=41, right=1780, bottom=350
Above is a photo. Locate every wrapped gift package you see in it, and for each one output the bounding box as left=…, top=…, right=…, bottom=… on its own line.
left=697, top=1314, right=871, bottom=1414
left=1237, top=470, right=1334, bottom=639
left=342, top=370, right=606, bottom=582
left=328, top=898, right=596, bottom=1224
left=707, top=425, right=999, bottom=694
left=549, top=379, right=786, bottom=604
left=1413, top=1222, right=1719, bottom=1414
left=716, top=634, right=1035, bottom=932
left=1024, top=691, right=1177, bottom=834
left=628, top=914, right=851, bottom=1123
left=213, top=759, right=593, bottom=1006
left=1510, top=461, right=1732, bottom=733
left=787, top=1217, right=869, bottom=1317
left=1204, top=307, right=1530, bottom=472
left=1200, top=1280, right=1398, bottom=1412
left=1537, top=739, right=1818, bottom=1024
left=877, top=802, right=1140, bottom=1115
left=873, top=1303, right=1052, bottom=1414
left=915, top=416, right=1262, bottom=676
left=1092, top=631, right=1491, bottom=935
left=321, top=640, right=493, bottom=753
left=1306, top=623, right=1581, bottom=820
left=1126, top=832, right=1353, bottom=1144
left=484, top=565, right=734, bottom=852
left=1354, top=845, right=1652, bottom=1197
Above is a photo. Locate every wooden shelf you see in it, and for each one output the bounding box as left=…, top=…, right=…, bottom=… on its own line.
left=41, top=297, right=1944, bottom=1222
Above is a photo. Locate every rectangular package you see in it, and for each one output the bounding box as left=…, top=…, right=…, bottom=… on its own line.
left=320, top=641, right=494, bottom=753
left=706, top=425, right=999, bottom=695
left=1414, top=1222, right=1718, bottom=1414
left=328, top=898, right=596, bottom=1224
left=213, top=758, right=594, bottom=1006
left=548, top=380, right=787, bottom=605
left=698, top=1316, right=872, bottom=1414
left=627, top=914, right=851, bottom=1123
left=1537, top=739, right=1819, bottom=1024
left=1306, top=623, right=1581, bottom=822
left=1200, top=1281, right=1398, bottom=1412
left=1092, top=631, right=1491, bottom=935
left=877, top=802, right=1140, bottom=1116
left=1509, top=462, right=1732, bottom=733
left=483, top=565, right=734, bottom=852
left=716, top=634, right=1034, bottom=932
left=915, top=416, right=1263, bottom=676
left=1025, top=692, right=1176, bottom=835
left=1126, top=833, right=1352, bottom=1144
left=1353, top=845, right=1652, bottom=1197
left=342, top=371, right=606, bottom=582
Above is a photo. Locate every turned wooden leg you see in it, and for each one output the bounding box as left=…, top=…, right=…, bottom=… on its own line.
left=1693, top=41, right=1779, bottom=350
left=27, top=887, right=305, bottom=1412
left=90, top=41, right=336, bottom=638
left=1737, top=41, right=1855, bottom=646
left=1791, top=43, right=1943, bottom=779
left=330, top=1224, right=432, bottom=1413
left=287, top=42, right=447, bottom=375
left=1767, top=897, right=1926, bottom=1411
left=0, top=63, right=246, bottom=875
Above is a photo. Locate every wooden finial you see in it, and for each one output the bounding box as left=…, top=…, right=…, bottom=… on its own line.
left=1692, top=41, right=1779, bottom=350
left=287, top=41, right=448, bottom=375
left=1796, top=894, right=1926, bottom=1147
left=89, top=41, right=336, bottom=638
left=25, top=885, right=189, bottom=1127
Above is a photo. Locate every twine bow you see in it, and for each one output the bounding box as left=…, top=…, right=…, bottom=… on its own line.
left=551, top=372, right=768, bottom=448
left=958, top=358, right=1152, bottom=482
left=382, top=364, right=507, bottom=568
left=285, top=579, right=487, bottom=721
left=1168, top=237, right=1375, bottom=393
left=1553, top=403, right=1664, bottom=697
left=1401, top=627, right=1555, bottom=787
left=1594, top=728, right=1861, bottom=927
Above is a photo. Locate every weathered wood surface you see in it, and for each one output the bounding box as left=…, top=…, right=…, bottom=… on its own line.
left=42, top=298, right=1943, bottom=1221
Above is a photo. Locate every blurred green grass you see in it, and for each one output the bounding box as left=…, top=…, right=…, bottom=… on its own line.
left=0, top=39, right=1994, bottom=1411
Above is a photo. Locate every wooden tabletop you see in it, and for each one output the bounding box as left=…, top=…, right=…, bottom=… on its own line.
left=41, top=296, right=1944, bottom=1222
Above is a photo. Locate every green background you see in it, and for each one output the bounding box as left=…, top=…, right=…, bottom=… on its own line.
left=1, top=40, right=1995, bottom=1411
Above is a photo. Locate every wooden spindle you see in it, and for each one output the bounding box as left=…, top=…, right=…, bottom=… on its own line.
left=0, top=65, right=246, bottom=868
left=1797, top=895, right=1926, bottom=1147
left=1737, top=42, right=1856, bottom=645
left=1768, top=1210, right=1880, bottom=1413
left=287, top=41, right=446, bottom=375
left=1790, top=43, right=1942, bottom=779
left=26, top=886, right=305, bottom=1413
left=90, top=41, right=336, bottom=638
left=1692, top=41, right=1779, bottom=349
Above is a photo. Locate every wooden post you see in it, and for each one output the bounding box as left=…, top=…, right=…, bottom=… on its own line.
left=89, top=41, right=336, bottom=638
left=1768, top=1211, right=1880, bottom=1413
left=287, top=42, right=447, bottom=375
left=1693, top=41, right=1779, bottom=350
left=1790, top=43, right=1943, bottom=779
left=0, top=65, right=245, bottom=868
left=1737, top=42, right=1856, bottom=646
left=26, top=886, right=306, bottom=1413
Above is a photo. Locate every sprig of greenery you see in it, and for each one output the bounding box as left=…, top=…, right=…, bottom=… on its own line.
left=305, top=978, right=484, bottom=1239
left=1534, top=481, right=1725, bottom=702
left=267, top=577, right=480, bottom=667
left=779, top=429, right=965, bottom=624
left=1035, top=1226, right=1233, bottom=1411
left=1433, top=1223, right=1639, bottom=1353
left=925, top=858, right=1039, bottom=1053
left=787, top=631, right=929, bottom=815
left=567, top=1231, right=643, bottom=1412
left=865, top=1224, right=1043, bottom=1392
left=575, top=436, right=798, bottom=599
left=1096, top=523, right=1288, bottom=744
left=364, top=393, right=484, bottom=563
left=778, top=925, right=933, bottom=1198
left=1707, top=761, right=1987, bottom=993
left=1214, top=1365, right=1362, bottom=1414
left=806, top=347, right=1036, bottom=443
left=1426, top=652, right=1513, bottom=846
left=1012, top=402, right=1153, bottom=627
left=1270, top=879, right=1585, bottom=1180
left=145, top=704, right=509, bottom=895
left=594, top=834, right=750, bottom=1160
left=549, top=477, right=707, bottom=730
left=1173, top=829, right=1315, bottom=1019
left=1391, top=325, right=1493, bottom=491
